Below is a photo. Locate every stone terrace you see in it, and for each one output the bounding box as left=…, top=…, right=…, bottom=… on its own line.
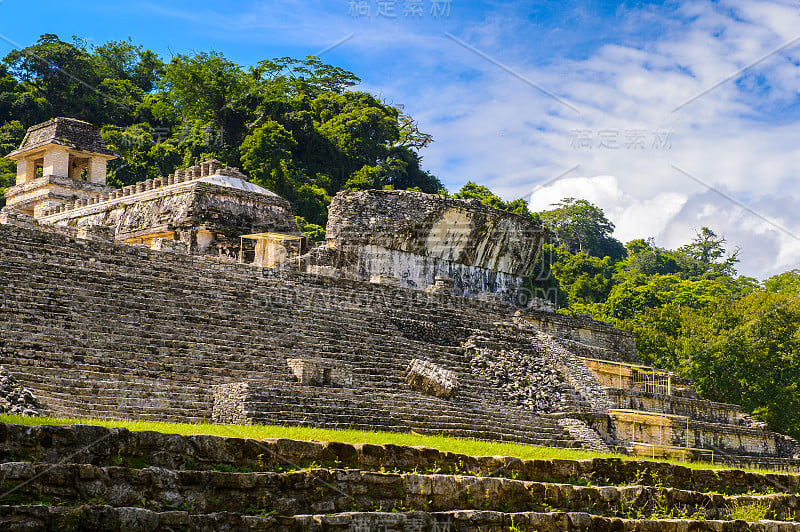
left=1, top=422, right=800, bottom=531
left=0, top=220, right=610, bottom=447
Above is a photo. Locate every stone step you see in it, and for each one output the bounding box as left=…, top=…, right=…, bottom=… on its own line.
left=1, top=461, right=797, bottom=524
left=5, top=506, right=799, bottom=532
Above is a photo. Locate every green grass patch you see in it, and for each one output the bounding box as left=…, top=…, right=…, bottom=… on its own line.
left=0, top=414, right=788, bottom=474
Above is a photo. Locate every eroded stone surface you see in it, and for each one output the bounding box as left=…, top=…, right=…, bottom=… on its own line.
left=287, top=358, right=354, bottom=387
left=0, top=368, right=45, bottom=417
left=303, top=189, right=547, bottom=304
left=406, top=359, right=459, bottom=399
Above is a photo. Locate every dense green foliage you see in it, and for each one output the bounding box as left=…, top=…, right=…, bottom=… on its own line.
left=2, top=34, right=799, bottom=441
left=0, top=35, right=444, bottom=229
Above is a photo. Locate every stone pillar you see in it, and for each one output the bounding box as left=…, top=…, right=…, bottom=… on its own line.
left=15, top=158, right=35, bottom=186
left=43, top=147, right=69, bottom=178
left=87, top=157, right=107, bottom=185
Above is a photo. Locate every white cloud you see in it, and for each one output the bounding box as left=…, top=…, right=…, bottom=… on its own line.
left=527, top=175, right=687, bottom=244
left=656, top=189, right=800, bottom=278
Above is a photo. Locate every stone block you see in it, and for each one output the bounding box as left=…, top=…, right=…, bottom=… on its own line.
left=369, top=274, right=401, bottom=287
left=150, top=238, right=188, bottom=254
left=211, top=382, right=249, bottom=425
left=287, top=358, right=354, bottom=387
left=76, top=225, right=115, bottom=243
left=425, top=276, right=454, bottom=295
left=406, top=359, right=458, bottom=399
left=311, top=266, right=340, bottom=278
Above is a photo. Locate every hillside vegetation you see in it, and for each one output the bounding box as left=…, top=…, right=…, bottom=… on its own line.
left=0, top=35, right=798, bottom=440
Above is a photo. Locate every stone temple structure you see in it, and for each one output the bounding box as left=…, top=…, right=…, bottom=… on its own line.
left=303, top=189, right=546, bottom=304
left=1, top=117, right=799, bottom=472
left=4, top=117, right=118, bottom=217
left=4, top=117, right=301, bottom=263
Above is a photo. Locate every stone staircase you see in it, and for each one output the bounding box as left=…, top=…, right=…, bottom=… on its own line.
left=0, top=222, right=588, bottom=448
left=1, top=422, right=800, bottom=531
left=579, top=357, right=800, bottom=461
left=4, top=218, right=798, bottom=464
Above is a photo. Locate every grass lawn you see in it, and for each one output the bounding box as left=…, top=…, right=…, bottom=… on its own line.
left=0, top=414, right=787, bottom=473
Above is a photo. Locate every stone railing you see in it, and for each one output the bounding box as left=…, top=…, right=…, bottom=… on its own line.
left=39, top=160, right=245, bottom=218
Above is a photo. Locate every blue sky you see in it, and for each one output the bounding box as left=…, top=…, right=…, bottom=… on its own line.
left=2, top=0, right=800, bottom=279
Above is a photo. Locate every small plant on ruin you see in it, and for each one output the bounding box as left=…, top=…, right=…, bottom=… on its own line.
left=243, top=505, right=277, bottom=517
left=726, top=499, right=771, bottom=522
left=183, top=457, right=201, bottom=470
left=648, top=473, right=672, bottom=519
left=568, top=471, right=596, bottom=486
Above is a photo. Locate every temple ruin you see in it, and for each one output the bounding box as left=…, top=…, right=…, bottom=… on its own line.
left=0, top=117, right=798, bottom=471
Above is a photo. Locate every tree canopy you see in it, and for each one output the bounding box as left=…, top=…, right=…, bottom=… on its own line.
left=0, top=35, right=444, bottom=227
left=539, top=198, right=626, bottom=260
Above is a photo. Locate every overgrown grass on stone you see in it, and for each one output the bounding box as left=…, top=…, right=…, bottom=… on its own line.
left=0, top=414, right=787, bottom=474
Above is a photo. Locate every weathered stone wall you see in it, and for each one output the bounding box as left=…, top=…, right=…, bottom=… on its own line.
left=5, top=421, right=800, bottom=530
left=307, top=243, right=529, bottom=302
left=4, top=174, right=114, bottom=214
left=515, top=312, right=639, bottom=363
left=326, top=190, right=546, bottom=276
left=8, top=460, right=800, bottom=520
left=609, top=410, right=783, bottom=457
left=40, top=179, right=299, bottom=253
left=306, top=189, right=547, bottom=303
left=607, top=388, right=742, bottom=425
left=5, top=423, right=800, bottom=488
left=1, top=214, right=795, bottom=461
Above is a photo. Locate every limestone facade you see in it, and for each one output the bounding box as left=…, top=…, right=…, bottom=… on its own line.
left=2, top=118, right=798, bottom=466
left=303, top=189, right=547, bottom=304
